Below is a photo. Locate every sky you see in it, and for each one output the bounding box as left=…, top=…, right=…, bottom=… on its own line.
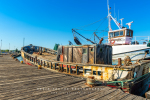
left=0, top=0, right=150, bottom=50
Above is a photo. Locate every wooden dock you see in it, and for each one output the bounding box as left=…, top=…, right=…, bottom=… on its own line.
left=0, top=55, right=149, bottom=100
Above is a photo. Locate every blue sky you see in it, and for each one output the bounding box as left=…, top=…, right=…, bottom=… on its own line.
left=0, top=0, right=150, bottom=50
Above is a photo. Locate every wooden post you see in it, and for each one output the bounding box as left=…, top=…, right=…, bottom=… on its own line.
left=44, top=61, right=45, bottom=67
left=41, top=60, right=42, bottom=66
left=54, top=63, right=56, bottom=70
left=35, top=56, right=37, bottom=64
left=61, top=64, right=63, bottom=72
left=76, top=65, right=79, bottom=75
left=59, top=64, right=61, bottom=71
left=47, top=62, right=49, bottom=68
left=67, top=65, right=69, bottom=73
left=34, top=58, right=35, bottom=63
left=69, top=65, right=72, bottom=74
left=50, top=62, right=53, bottom=69
left=38, top=59, right=40, bottom=65
left=118, top=58, right=122, bottom=66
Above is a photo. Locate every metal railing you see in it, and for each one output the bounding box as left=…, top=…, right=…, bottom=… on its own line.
left=101, top=36, right=150, bottom=45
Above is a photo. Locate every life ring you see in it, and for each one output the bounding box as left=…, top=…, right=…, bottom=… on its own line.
left=110, top=39, right=115, bottom=45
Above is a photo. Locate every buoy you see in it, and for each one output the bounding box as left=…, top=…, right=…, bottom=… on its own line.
left=86, top=75, right=95, bottom=87
left=124, top=56, right=132, bottom=66
left=110, top=39, right=115, bottom=45
left=21, top=61, right=23, bottom=64
left=38, top=65, right=42, bottom=69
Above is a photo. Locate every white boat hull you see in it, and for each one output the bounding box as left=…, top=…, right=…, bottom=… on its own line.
left=112, top=45, right=150, bottom=60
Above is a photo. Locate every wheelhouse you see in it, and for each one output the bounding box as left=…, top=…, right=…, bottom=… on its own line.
left=109, top=28, right=133, bottom=39
left=108, top=28, right=133, bottom=45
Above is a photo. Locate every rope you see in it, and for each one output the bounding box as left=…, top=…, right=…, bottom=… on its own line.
left=76, top=34, right=88, bottom=44
left=72, top=29, right=96, bottom=44
left=94, top=18, right=107, bottom=33
left=74, top=17, right=107, bottom=30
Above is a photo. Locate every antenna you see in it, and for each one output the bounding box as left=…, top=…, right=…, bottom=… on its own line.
left=120, top=18, right=124, bottom=28
left=9, top=43, right=10, bottom=52
left=118, top=10, right=119, bottom=22
left=114, top=4, right=115, bottom=18
left=126, top=21, right=133, bottom=29
left=107, top=0, right=111, bottom=31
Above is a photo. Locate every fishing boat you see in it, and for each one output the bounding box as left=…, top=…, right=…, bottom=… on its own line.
left=21, top=44, right=150, bottom=96
left=71, top=0, right=150, bottom=61
left=20, top=0, right=150, bottom=97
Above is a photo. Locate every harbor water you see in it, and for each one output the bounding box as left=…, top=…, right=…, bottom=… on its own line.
left=16, top=56, right=23, bottom=62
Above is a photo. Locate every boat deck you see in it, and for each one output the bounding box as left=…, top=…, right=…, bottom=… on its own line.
left=32, top=52, right=57, bottom=61
left=0, top=55, right=149, bottom=100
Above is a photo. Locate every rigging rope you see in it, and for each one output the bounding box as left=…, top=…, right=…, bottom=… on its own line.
left=74, top=17, right=107, bottom=30
left=72, top=29, right=96, bottom=44
left=76, top=34, right=88, bottom=44
left=94, top=17, right=107, bottom=32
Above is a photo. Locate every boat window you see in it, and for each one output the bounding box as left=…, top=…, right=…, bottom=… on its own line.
left=127, top=30, right=130, bottom=36
left=110, top=32, right=114, bottom=38
left=114, top=31, right=119, bottom=37
left=134, top=72, right=137, bottom=78
left=93, top=71, right=96, bottom=75
left=91, top=48, right=94, bottom=52
left=98, top=71, right=101, bottom=76
left=120, top=31, right=123, bottom=36
left=84, top=69, right=91, bottom=74
left=130, top=30, right=133, bottom=37
left=83, top=49, right=87, bottom=54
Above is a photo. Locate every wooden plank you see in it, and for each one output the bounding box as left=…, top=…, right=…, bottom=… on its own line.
left=74, top=87, right=112, bottom=100
left=108, top=92, right=130, bottom=100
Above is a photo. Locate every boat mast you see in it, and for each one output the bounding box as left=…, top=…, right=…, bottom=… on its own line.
left=107, top=0, right=111, bottom=43
left=107, top=0, right=111, bottom=32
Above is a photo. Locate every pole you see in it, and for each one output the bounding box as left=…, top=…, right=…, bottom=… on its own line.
left=1, top=40, right=2, bottom=49
left=107, top=0, right=110, bottom=31
left=0, top=40, right=2, bottom=54
left=9, top=43, right=10, bottom=52
left=135, top=37, right=136, bottom=45
left=107, top=0, right=110, bottom=43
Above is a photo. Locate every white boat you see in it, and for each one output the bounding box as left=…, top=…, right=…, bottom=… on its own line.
left=106, top=1, right=150, bottom=61
left=72, top=0, right=150, bottom=61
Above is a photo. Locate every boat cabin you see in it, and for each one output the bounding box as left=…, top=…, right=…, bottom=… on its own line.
left=57, top=44, right=112, bottom=65
left=108, top=28, right=133, bottom=45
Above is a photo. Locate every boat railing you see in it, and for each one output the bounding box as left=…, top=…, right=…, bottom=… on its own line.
left=132, top=36, right=150, bottom=45
left=102, top=36, right=150, bottom=45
